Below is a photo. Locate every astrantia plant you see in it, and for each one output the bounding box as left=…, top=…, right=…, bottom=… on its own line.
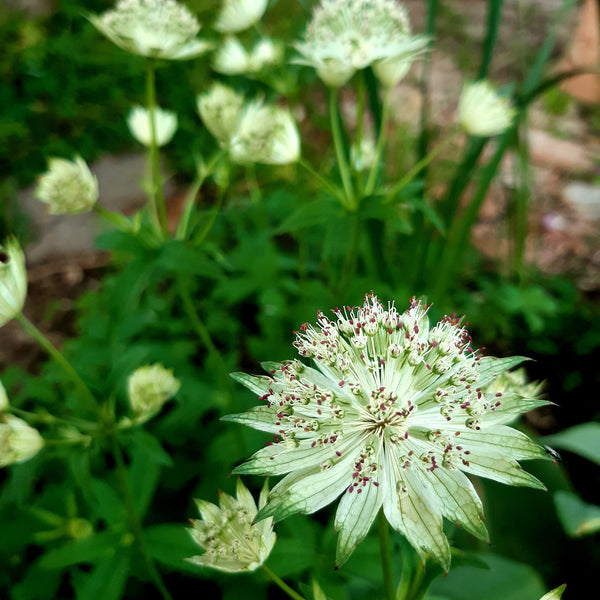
left=225, top=294, right=550, bottom=568
left=89, top=0, right=211, bottom=60
left=458, top=80, right=516, bottom=137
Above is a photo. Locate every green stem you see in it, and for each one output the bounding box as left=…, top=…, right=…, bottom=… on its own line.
left=329, top=88, right=355, bottom=210
left=15, top=313, right=100, bottom=416
left=146, top=59, right=168, bottom=237
left=335, top=213, right=361, bottom=297
left=110, top=435, right=173, bottom=600
left=93, top=204, right=135, bottom=233
left=261, top=564, right=306, bottom=600
left=9, top=406, right=96, bottom=433
left=354, top=71, right=366, bottom=193
left=193, top=187, right=225, bottom=246
left=384, top=131, right=460, bottom=204
left=299, top=158, right=346, bottom=204
left=378, top=510, right=395, bottom=600
left=365, top=87, right=392, bottom=196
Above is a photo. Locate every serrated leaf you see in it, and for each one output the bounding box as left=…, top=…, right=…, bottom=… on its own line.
left=276, top=199, right=344, bottom=233
left=144, top=524, right=202, bottom=574
left=38, top=531, right=123, bottom=569
left=72, top=549, right=130, bottom=600
left=554, top=490, right=600, bottom=537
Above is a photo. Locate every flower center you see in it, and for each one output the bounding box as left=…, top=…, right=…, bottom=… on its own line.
left=361, top=387, right=413, bottom=438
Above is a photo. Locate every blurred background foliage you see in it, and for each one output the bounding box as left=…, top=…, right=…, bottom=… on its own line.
left=1, top=0, right=599, bottom=599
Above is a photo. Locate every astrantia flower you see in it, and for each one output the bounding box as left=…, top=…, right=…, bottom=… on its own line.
left=295, top=0, right=428, bottom=87
left=197, top=83, right=245, bottom=145
left=128, top=364, right=180, bottom=421
left=458, top=80, right=516, bottom=137
left=212, top=36, right=251, bottom=74
left=230, top=101, right=300, bottom=165
left=127, top=105, right=178, bottom=147
left=36, top=157, right=98, bottom=215
left=0, top=237, right=27, bottom=328
left=248, top=38, right=284, bottom=72
left=225, top=294, right=550, bottom=568
left=89, top=0, right=211, bottom=60
left=187, top=479, right=276, bottom=573
left=214, top=0, right=269, bottom=34
left=0, top=415, right=44, bottom=467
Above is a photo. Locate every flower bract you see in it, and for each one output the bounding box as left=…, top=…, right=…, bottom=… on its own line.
left=197, top=83, right=246, bottom=145
left=225, top=293, right=551, bottom=568
left=127, top=105, right=178, bottom=147
left=540, top=585, right=566, bottom=600
left=295, top=0, right=428, bottom=87
left=0, top=380, right=8, bottom=413
left=187, top=478, right=276, bottom=573
left=458, top=80, right=516, bottom=137
left=35, top=157, right=98, bottom=216
left=0, top=415, right=44, bottom=467
left=89, top=0, right=211, bottom=60
left=214, top=0, right=269, bottom=34
left=0, top=238, right=27, bottom=328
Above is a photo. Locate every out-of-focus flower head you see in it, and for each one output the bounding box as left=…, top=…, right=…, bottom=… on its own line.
left=225, top=293, right=551, bottom=568
left=295, top=0, right=428, bottom=87
left=36, top=157, right=98, bottom=215
left=0, top=415, right=44, bottom=467
left=128, top=364, right=180, bottom=422
left=0, top=238, right=27, bottom=328
left=214, top=0, right=269, bottom=34
left=187, top=479, right=276, bottom=572
left=459, top=80, right=516, bottom=137
left=197, top=83, right=246, bottom=145
left=89, top=0, right=211, bottom=60
left=213, top=36, right=284, bottom=75
left=127, top=106, right=178, bottom=147
left=248, top=38, right=284, bottom=72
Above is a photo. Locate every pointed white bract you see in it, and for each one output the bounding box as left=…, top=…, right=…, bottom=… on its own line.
left=0, top=380, right=8, bottom=413
left=214, top=0, right=269, bottom=33
left=187, top=479, right=276, bottom=573
left=127, top=364, right=180, bottom=422
left=540, top=585, right=566, bottom=600
left=197, top=84, right=300, bottom=165
left=0, top=238, right=27, bottom=328
left=36, top=157, right=98, bottom=215
left=213, top=36, right=283, bottom=75
left=127, top=105, right=178, bottom=147
left=89, top=0, right=211, bottom=60
left=294, top=0, right=428, bottom=87
left=225, top=293, right=550, bottom=568
left=458, top=80, right=516, bottom=137
left=0, top=415, right=44, bottom=467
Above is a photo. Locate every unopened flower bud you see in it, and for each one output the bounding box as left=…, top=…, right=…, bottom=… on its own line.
left=214, top=0, right=268, bottom=34
left=128, top=364, right=180, bottom=420
left=127, top=105, right=178, bottom=147
left=0, top=415, right=44, bottom=467
left=0, top=237, right=27, bottom=328
left=197, top=83, right=245, bottom=145
left=458, top=80, right=516, bottom=137
left=36, top=157, right=98, bottom=215
left=213, top=36, right=249, bottom=74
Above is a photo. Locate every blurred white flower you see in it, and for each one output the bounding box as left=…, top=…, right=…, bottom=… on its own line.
left=197, top=83, right=245, bottom=145
left=127, top=105, right=178, bottom=147
left=187, top=479, right=276, bottom=573
left=350, top=136, right=377, bottom=171
left=36, top=157, right=98, bottom=215
left=0, top=415, right=44, bottom=467
left=225, top=293, right=550, bottom=568
left=213, top=36, right=250, bottom=74
left=89, top=0, right=211, bottom=60
left=458, top=80, right=516, bottom=137
left=248, top=38, right=284, bottom=72
left=295, top=0, right=427, bottom=87
left=214, top=0, right=268, bottom=34
left=373, top=35, right=429, bottom=88
left=230, top=101, right=300, bottom=165
left=0, top=238, right=27, bottom=328
left=128, top=364, right=180, bottom=421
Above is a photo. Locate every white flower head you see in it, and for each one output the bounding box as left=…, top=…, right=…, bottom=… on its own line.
left=197, top=83, right=245, bottom=145
left=351, top=135, right=377, bottom=171
left=372, top=35, right=430, bottom=88
left=295, top=0, right=427, bottom=87
left=248, top=38, right=284, bottom=72
left=0, top=238, right=27, bottom=328
left=128, top=364, right=180, bottom=421
left=0, top=380, right=8, bottom=413
left=213, top=36, right=250, bottom=74
left=89, top=0, right=211, bottom=60
left=0, top=415, right=44, bottom=467
left=127, top=105, right=178, bottom=147
left=214, top=0, right=269, bottom=34
left=459, top=80, right=516, bottom=137
left=230, top=101, right=300, bottom=165
left=225, top=293, right=551, bottom=569
left=187, top=478, right=276, bottom=573
left=36, top=157, right=98, bottom=215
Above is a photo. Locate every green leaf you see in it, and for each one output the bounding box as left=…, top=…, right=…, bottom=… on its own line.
left=543, top=423, right=600, bottom=464
left=553, top=490, right=600, bottom=537
left=38, top=531, right=123, bottom=569
left=276, top=198, right=344, bottom=233
left=72, top=549, right=131, bottom=600
left=144, top=523, right=201, bottom=574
